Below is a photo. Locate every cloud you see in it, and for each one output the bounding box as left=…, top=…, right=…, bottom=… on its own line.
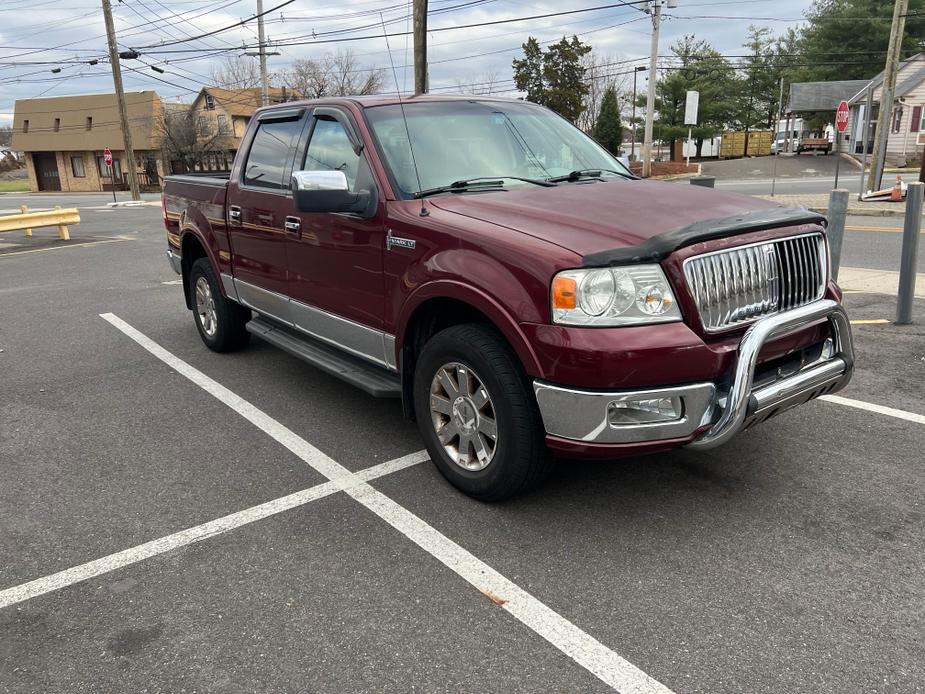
left=0, top=0, right=812, bottom=112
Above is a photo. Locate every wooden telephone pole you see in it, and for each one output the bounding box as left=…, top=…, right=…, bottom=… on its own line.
left=101, top=0, right=141, bottom=201
left=256, top=0, right=269, bottom=106
left=413, top=0, right=428, bottom=95
left=868, top=0, right=908, bottom=193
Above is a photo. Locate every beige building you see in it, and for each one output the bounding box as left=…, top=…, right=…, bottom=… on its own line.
left=10, top=91, right=168, bottom=192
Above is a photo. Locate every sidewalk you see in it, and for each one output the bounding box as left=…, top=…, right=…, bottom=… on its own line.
left=756, top=193, right=919, bottom=217
left=839, top=267, right=925, bottom=298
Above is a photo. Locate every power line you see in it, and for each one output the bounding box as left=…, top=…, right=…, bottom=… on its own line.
left=133, top=0, right=300, bottom=49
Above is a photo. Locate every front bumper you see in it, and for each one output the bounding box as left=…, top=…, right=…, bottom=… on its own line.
left=534, top=299, right=854, bottom=452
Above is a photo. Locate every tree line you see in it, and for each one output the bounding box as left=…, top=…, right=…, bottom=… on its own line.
left=512, top=0, right=925, bottom=156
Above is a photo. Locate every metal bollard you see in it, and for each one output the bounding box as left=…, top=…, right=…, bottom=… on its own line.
left=689, top=175, right=715, bottom=188
left=826, top=189, right=849, bottom=282
left=896, top=181, right=923, bottom=325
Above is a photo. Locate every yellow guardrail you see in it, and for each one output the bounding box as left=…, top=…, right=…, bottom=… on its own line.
left=0, top=204, right=79, bottom=240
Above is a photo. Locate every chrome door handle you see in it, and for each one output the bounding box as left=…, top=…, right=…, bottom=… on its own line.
left=284, top=216, right=301, bottom=233
left=228, top=206, right=241, bottom=221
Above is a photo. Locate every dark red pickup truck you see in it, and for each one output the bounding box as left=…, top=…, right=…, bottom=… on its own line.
left=163, top=95, right=854, bottom=500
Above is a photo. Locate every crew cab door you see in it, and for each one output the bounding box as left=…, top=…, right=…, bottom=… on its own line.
left=225, top=108, right=306, bottom=323
left=285, top=107, right=391, bottom=368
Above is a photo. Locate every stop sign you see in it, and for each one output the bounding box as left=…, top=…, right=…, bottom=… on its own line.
left=835, top=101, right=850, bottom=133
left=103, top=147, right=113, bottom=166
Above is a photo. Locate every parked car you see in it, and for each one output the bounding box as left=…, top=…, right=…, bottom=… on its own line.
left=163, top=95, right=854, bottom=500
left=797, top=137, right=832, bottom=154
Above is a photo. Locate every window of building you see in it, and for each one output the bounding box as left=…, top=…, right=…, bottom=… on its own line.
left=97, top=155, right=122, bottom=182
left=217, top=114, right=229, bottom=135
left=197, top=116, right=207, bottom=135
left=54, top=118, right=60, bottom=132
left=242, top=117, right=304, bottom=190
left=71, top=156, right=85, bottom=177
left=22, top=120, right=28, bottom=133
left=205, top=93, right=215, bottom=110
left=891, top=107, right=903, bottom=134
left=919, top=106, right=925, bottom=132
left=86, top=116, right=92, bottom=131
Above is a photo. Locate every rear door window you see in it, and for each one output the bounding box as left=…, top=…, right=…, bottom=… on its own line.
left=242, top=118, right=303, bottom=190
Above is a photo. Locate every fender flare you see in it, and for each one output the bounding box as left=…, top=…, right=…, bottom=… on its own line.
left=396, top=279, right=544, bottom=377
left=179, top=210, right=224, bottom=309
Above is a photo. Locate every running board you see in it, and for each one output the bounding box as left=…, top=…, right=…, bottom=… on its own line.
left=246, top=317, right=401, bottom=398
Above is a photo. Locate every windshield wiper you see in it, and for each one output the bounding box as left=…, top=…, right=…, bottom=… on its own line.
left=414, top=176, right=556, bottom=199
left=546, top=168, right=632, bottom=183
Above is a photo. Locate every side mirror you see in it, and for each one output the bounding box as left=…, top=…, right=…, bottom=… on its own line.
left=291, top=170, right=370, bottom=214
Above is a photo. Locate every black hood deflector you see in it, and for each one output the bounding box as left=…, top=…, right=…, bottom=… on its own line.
left=581, top=206, right=826, bottom=267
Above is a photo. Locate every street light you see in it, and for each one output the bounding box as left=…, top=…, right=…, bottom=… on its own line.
left=631, top=66, right=646, bottom=162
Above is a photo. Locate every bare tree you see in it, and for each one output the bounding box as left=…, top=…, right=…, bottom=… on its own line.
left=579, top=51, right=629, bottom=134
left=454, top=70, right=501, bottom=96
left=158, top=109, right=227, bottom=174
left=282, top=50, right=384, bottom=98
left=209, top=55, right=262, bottom=89
left=0, top=124, right=11, bottom=147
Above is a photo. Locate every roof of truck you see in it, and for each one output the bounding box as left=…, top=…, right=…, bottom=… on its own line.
left=256, top=93, right=527, bottom=113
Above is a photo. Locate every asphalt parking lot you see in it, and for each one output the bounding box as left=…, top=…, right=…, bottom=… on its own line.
left=1, top=199, right=924, bottom=693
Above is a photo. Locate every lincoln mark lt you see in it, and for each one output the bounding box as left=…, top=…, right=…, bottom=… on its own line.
left=163, top=95, right=854, bottom=500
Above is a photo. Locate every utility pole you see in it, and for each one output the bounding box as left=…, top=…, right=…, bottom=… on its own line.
left=256, top=0, right=269, bottom=106
left=642, top=0, right=668, bottom=178
left=101, top=0, right=140, bottom=201
left=413, top=0, right=428, bottom=95
left=631, top=66, right=646, bottom=161
left=868, top=0, right=908, bottom=193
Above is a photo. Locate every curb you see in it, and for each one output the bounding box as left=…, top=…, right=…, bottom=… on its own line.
left=804, top=205, right=915, bottom=217
left=107, top=200, right=160, bottom=208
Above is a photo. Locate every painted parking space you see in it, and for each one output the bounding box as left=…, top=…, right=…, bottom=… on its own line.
left=1, top=209, right=924, bottom=693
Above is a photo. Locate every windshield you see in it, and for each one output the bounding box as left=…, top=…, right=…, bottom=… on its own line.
left=364, top=100, right=632, bottom=197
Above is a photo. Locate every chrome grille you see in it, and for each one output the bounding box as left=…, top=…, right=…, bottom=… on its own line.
left=683, top=233, right=826, bottom=332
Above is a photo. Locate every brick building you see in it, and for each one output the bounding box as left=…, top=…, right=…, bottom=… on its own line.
left=10, top=91, right=167, bottom=192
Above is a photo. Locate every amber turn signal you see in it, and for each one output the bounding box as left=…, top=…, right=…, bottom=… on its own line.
left=552, top=275, right=577, bottom=309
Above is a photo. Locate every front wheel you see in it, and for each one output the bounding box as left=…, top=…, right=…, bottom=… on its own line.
left=413, top=324, right=553, bottom=501
left=189, top=257, right=251, bottom=352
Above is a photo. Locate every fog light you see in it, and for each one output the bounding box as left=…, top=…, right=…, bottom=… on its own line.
left=608, top=397, right=683, bottom=425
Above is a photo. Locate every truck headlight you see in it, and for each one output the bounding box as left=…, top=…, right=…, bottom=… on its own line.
left=551, top=265, right=682, bottom=326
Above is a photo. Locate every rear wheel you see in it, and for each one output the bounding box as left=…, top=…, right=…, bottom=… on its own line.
left=190, top=257, right=250, bottom=352
left=413, top=323, right=553, bottom=501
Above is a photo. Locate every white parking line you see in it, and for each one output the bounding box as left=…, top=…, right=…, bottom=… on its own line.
left=98, top=312, right=674, bottom=694
left=0, top=451, right=428, bottom=611
left=821, top=394, right=925, bottom=425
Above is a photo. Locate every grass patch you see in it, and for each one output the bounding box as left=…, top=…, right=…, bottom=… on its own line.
left=0, top=180, right=31, bottom=193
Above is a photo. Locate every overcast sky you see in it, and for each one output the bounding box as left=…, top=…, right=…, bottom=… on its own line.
left=0, top=0, right=816, bottom=125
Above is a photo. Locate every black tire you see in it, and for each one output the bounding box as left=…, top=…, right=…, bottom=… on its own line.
left=189, top=257, right=251, bottom=352
left=413, top=323, right=553, bottom=501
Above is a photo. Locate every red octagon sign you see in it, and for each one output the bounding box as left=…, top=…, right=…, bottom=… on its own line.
left=836, top=100, right=850, bottom=133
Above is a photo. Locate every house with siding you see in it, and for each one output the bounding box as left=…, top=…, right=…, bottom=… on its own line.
left=846, top=53, right=925, bottom=166
left=179, top=86, right=298, bottom=173
left=10, top=91, right=167, bottom=192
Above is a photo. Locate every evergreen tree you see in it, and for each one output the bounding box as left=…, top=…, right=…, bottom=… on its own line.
left=513, top=36, right=592, bottom=123
left=798, top=0, right=925, bottom=82
left=592, top=87, right=623, bottom=155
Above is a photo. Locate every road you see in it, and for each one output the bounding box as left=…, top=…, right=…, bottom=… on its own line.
left=1, top=198, right=923, bottom=694
left=843, top=215, right=925, bottom=273
left=699, top=153, right=903, bottom=195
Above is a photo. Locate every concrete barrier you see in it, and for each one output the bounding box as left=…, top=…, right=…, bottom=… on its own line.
left=0, top=205, right=78, bottom=240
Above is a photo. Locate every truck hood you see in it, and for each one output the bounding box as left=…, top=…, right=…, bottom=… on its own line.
left=427, top=179, right=783, bottom=258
